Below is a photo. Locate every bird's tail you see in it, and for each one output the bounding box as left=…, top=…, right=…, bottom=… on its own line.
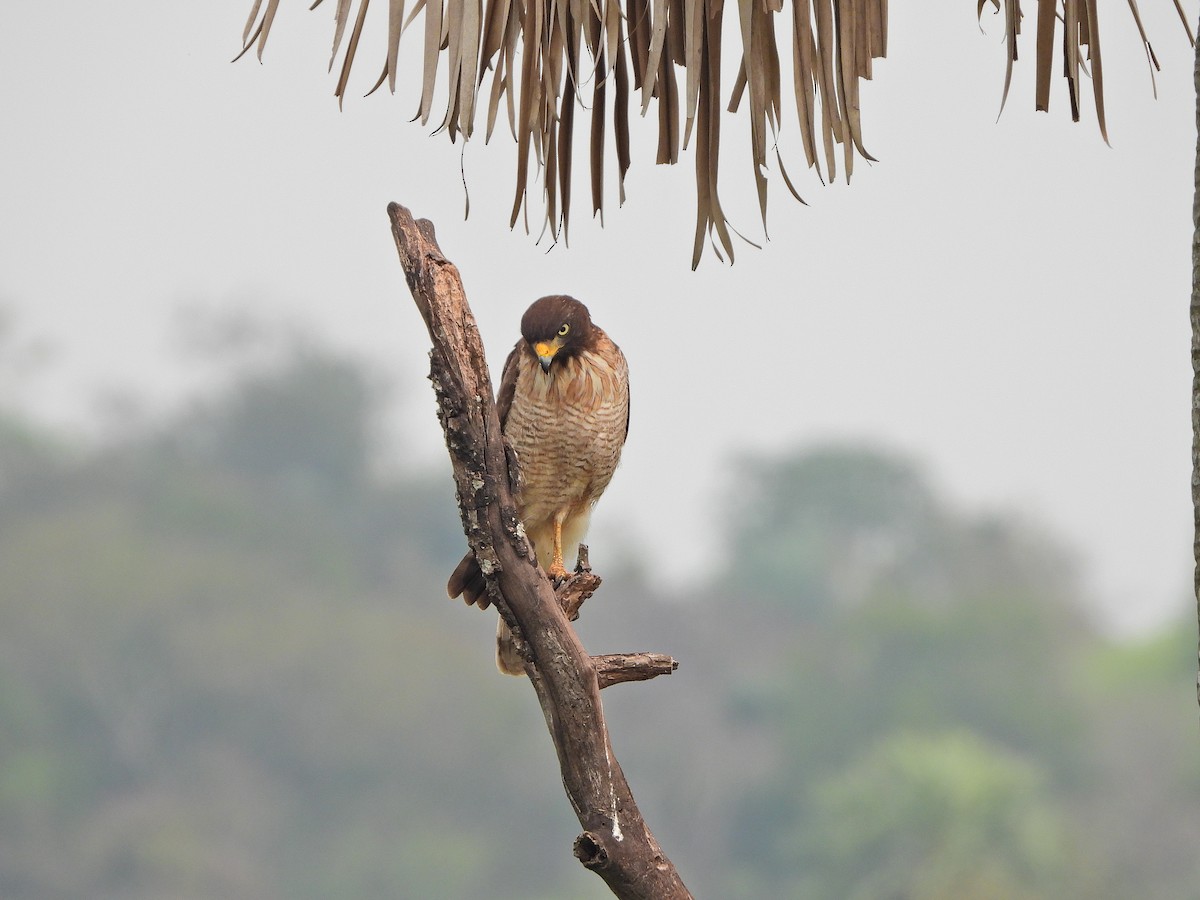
left=447, top=552, right=523, bottom=676
left=447, top=552, right=489, bottom=608
left=495, top=619, right=524, bottom=675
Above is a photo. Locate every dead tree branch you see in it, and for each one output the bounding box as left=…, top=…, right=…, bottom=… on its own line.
left=388, top=202, right=692, bottom=899
left=1192, top=26, right=1200, bottom=711
left=593, top=653, right=681, bottom=688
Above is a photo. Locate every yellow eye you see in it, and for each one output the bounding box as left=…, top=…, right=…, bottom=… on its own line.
left=558, top=323, right=570, bottom=336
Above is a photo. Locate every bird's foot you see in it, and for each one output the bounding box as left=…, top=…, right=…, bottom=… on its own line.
left=547, top=559, right=569, bottom=583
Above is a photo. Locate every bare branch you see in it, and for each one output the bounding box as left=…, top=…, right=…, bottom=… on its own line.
left=1190, top=16, right=1200, bottom=711
left=556, top=547, right=602, bottom=621
left=594, top=653, right=680, bottom=688
left=388, top=201, right=692, bottom=899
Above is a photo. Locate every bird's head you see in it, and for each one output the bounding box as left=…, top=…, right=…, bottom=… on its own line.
left=520, top=295, right=594, bottom=372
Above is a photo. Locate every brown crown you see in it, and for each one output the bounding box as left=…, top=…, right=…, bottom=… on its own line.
left=520, top=295, right=595, bottom=348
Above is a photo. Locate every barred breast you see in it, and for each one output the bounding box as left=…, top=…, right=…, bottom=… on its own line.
left=504, top=336, right=629, bottom=566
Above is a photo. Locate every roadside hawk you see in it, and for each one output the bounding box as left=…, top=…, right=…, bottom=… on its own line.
left=447, top=295, right=630, bottom=674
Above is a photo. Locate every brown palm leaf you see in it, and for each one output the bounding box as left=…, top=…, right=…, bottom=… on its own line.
left=238, top=1, right=1191, bottom=266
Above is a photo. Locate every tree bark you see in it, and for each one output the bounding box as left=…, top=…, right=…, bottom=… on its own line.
left=1192, top=18, right=1200, bottom=710
left=387, top=202, right=693, bottom=899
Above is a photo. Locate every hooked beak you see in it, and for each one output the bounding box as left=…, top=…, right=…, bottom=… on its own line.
left=534, top=338, right=562, bottom=372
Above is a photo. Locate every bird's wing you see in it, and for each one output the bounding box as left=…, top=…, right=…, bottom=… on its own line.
left=496, top=342, right=522, bottom=430
left=608, top=338, right=630, bottom=445
left=622, top=368, right=630, bottom=445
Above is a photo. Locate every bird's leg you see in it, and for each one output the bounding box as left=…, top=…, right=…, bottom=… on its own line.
left=547, top=517, right=568, bottom=581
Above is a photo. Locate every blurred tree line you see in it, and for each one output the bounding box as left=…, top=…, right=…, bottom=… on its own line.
left=0, top=334, right=1196, bottom=899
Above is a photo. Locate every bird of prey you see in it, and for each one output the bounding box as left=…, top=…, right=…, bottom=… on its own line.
left=447, top=295, right=630, bottom=674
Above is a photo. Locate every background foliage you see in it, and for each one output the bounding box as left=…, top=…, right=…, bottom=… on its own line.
left=0, top=327, right=1196, bottom=898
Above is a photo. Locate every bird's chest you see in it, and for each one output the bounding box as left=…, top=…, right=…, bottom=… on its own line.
left=504, top=355, right=626, bottom=511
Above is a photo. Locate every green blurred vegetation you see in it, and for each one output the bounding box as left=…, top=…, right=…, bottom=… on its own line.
left=0, top=336, right=1197, bottom=899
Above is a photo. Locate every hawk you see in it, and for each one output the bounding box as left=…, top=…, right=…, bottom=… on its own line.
left=447, top=295, right=630, bottom=674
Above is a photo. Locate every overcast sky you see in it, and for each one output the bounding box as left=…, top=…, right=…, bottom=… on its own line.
left=1, top=2, right=1194, bottom=634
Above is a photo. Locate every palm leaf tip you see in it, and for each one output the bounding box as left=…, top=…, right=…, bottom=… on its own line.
left=238, top=0, right=1187, bottom=264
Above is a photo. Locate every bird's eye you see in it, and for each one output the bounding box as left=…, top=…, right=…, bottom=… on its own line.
left=558, top=323, right=570, bottom=336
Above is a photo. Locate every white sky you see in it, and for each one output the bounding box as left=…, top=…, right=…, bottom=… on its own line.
left=0, top=2, right=1194, bottom=634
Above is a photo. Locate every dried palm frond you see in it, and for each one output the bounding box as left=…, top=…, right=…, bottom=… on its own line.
left=239, top=1, right=1192, bottom=266
left=981, top=0, right=1193, bottom=144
